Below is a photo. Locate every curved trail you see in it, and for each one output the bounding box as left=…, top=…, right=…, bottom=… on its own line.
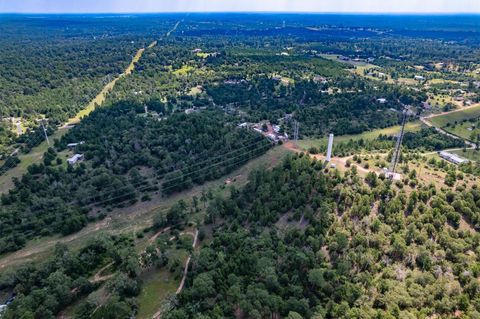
left=152, top=229, right=198, bottom=319
left=175, top=229, right=199, bottom=295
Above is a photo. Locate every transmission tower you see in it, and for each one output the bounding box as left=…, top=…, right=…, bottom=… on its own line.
left=293, top=121, right=299, bottom=145
left=389, top=110, right=407, bottom=177
left=41, top=119, right=50, bottom=146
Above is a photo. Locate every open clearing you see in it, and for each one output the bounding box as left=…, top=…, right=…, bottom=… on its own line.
left=428, top=104, right=480, bottom=128
left=136, top=267, right=181, bottom=319
left=298, top=121, right=423, bottom=149
left=0, top=128, right=68, bottom=193
left=452, top=149, right=480, bottom=162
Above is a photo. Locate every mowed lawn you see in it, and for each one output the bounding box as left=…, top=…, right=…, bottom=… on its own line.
left=429, top=104, right=480, bottom=128
left=298, top=121, right=423, bottom=150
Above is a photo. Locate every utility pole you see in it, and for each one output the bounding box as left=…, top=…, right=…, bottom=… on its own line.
left=41, top=119, right=49, bottom=146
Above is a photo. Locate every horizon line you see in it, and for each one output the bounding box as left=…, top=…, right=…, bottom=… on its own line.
left=1, top=11, right=480, bottom=15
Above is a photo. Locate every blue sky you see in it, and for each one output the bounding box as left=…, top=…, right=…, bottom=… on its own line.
left=1, top=0, right=479, bottom=13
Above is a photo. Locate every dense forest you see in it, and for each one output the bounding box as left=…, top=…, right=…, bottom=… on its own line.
left=0, top=235, right=141, bottom=318
left=0, top=14, right=181, bottom=157
left=0, top=100, right=271, bottom=254
left=167, top=154, right=480, bottom=318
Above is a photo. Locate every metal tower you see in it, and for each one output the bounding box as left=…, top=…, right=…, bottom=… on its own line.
left=293, top=121, right=299, bottom=145
left=41, top=119, right=50, bottom=146
left=389, top=110, right=407, bottom=176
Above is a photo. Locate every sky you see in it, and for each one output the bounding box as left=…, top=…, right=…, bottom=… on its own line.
left=1, top=0, right=480, bottom=14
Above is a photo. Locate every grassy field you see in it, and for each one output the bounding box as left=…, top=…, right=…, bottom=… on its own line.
left=429, top=104, right=480, bottom=128
left=446, top=120, right=480, bottom=140
left=452, top=149, right=480, bottom=162
left=298, top=121, right=424, bottom=150
left=427, top=94, right=457, bottom=108
left=136, top=266, right=182, bottom=318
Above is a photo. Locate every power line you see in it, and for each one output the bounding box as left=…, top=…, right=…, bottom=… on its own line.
left=67, top=138, right=270, bottom=205
left=0, top=121, right=54, bottom=174
left=46, top=138, right=270, bottom=208
left=79, top=141, right=272, bottom=210
left=389, top=110, right=407, bottom=176
left=76, top=139, right=272, bottom=207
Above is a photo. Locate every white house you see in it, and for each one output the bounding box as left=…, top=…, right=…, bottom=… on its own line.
left=67, top=154, right=84, bottom=165
left=377, top=98, right=387, bottom=104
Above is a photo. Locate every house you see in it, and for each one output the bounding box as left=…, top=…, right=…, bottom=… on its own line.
left=67, top=154, right=84, bottom=165
left=238, top=122, right=249, bottom=128
left=377, top=98, right=387, bottom=104
left=272, top=125, right=281, bottom=133
left=280, top=52, right=290, bottom=56
left=414, top=75, right=425, bottom=81
left=192, top=48, right=202, bottom=53
left=313, top=76, right=327, bottom=84
left=439, top=151, right=469, bottom=165
left=185, top=108, right=197, bottom=114
left=267, top=133, right=277, bottom=142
